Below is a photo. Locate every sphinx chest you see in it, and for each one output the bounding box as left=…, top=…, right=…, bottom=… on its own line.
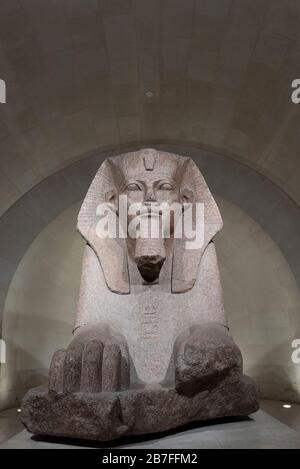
left=75, top=246, right=226, bottom=385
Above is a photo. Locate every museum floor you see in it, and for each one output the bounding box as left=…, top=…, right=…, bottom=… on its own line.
left=0, top=400, right=300, bottom=449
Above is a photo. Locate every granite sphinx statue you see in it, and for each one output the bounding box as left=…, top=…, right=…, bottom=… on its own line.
left=21, top=149, right=258, bottom=441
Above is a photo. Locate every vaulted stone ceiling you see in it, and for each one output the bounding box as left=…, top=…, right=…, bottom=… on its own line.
left=0, top=0, right=300, bottom=216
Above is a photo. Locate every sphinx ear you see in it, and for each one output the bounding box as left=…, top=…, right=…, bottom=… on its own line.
left=180, top=187, right=194, bottom=204
left=105, top=190, right=118, bottom=213
left=105, top=190, right=117, bottom=203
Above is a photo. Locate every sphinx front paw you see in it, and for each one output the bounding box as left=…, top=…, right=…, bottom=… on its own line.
left=48, top=325, right=130, bottom=394
left=174, top=323, right=243, bottom=396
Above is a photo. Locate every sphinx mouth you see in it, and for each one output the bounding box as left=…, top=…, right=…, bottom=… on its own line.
left=136, top=205, right=163, bottom=218
left=135, top=255, right=165, bottom=283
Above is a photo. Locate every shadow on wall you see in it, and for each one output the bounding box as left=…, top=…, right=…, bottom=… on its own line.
left=0, top=196, right=299, bottom=410
left=0, top=203, right=83, bottom=410
left=0, top=314, right=74, bottom=410
left=216, top=197, right=300, bottom=404
left=249, top=347, right=300, bottom=403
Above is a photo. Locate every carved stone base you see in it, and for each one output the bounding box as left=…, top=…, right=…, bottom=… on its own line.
left=21, top=375, right=259, bottom=442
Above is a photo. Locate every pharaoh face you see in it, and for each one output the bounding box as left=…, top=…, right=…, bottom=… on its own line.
left=121, top=175, right=180, bottom=230
left=114, top=151, right=184, bottom=283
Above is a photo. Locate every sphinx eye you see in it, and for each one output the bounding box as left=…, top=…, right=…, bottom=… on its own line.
left=158, top=182, right=173, bottom=191
left=125, top=183, right=142, bottom=191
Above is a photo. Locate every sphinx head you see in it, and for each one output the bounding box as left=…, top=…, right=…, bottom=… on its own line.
left=77, top=149, right=223, bottom=294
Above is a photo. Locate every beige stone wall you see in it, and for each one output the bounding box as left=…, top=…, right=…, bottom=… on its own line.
left=1, top=197, right=299, bottom=409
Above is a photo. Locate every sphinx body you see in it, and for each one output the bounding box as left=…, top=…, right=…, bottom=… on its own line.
left=21, top=149, right=258, bottom=441
left=73, top=241, right=225, bottom=387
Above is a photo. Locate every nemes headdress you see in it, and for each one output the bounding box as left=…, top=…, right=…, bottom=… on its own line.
left=78, top=149, right=223, bottom=294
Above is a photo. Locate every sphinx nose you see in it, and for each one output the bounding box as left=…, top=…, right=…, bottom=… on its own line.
left=145, top=191, right=156, bottom=203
